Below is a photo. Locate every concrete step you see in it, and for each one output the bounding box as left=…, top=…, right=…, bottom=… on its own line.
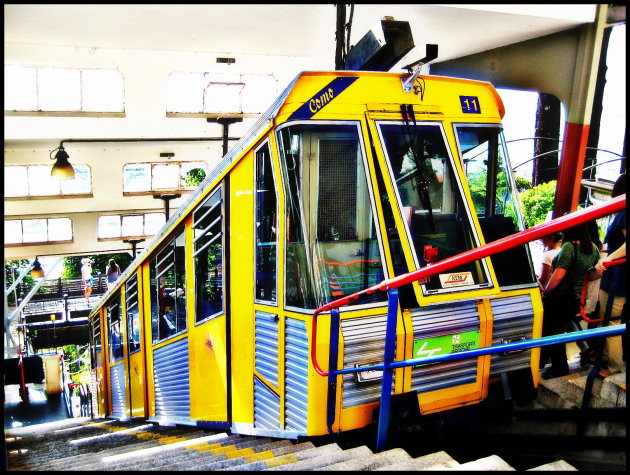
left=223, top=441, right=318, bottom=471
left=454, top=454, right=516, bottom=471
left=325, top=447, right=412, bottom=471
left=375, top=450, right=460, bottom=470
left=528, top=460, right=579, bottom=471
left=225, top=442, right=342, bottom=471
left=537, top=367, right=626, bottom=410
left=264, top=445, right=372, bottom=471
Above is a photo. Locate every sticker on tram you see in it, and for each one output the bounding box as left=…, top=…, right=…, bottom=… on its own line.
left=438, top=271, right=474, bottom=288
left=459, top=95, right=481, bottom=114
left=413, top=330, right=480, bottom=367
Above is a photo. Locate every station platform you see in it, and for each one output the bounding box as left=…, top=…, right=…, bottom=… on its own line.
left=4, top=384, right=69, bottom=431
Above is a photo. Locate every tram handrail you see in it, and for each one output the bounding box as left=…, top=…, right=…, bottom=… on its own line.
left=311, top=193, right=626, bottom=377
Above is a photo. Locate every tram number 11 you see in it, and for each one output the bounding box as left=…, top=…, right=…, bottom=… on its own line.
left=460, top=96, right=481, bottom=114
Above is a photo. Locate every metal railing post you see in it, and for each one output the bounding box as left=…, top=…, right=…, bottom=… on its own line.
left=376, top=288, right=399, bottom=452
left=326, top=307, right=341, bottom=435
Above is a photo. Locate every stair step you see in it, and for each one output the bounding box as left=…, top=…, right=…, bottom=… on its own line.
left=326, top=447, right=412, bottom=471
left=527, top=460, right=578, bottom=471
left=192, top=440, right=294, bottom=470
left=264, top=445, right=373, bottom=471
left=224, top=441, right=318, bottom=471
left=537, top=370, right=626, bottom=409
left=376, top=450, right=460, bottom=470
left=455, top=454, right=516, bottom=471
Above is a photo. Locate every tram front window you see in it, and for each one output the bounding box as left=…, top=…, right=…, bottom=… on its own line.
left=377, top=122, right=490, bottom=293
left=277, top=123, right=386, bottom=310
left=456, top=125, right=536, bottom=287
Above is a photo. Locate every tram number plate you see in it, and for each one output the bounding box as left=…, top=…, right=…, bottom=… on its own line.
left=355, top=364, right=383, bottom=383
left=413, top=330, right=480, bottom=367
left=460, top=96, right=481, bottom=114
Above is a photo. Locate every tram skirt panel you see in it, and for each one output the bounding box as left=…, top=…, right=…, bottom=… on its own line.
left=284, top=318, right=309, bottom=434
left=152, top=337, right=192, bottom=425
left=109, top=363, right=127, bottom=420
left=489, top=295, right=534, bottom=376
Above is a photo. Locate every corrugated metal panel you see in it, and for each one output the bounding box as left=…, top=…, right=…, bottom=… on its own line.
left=410, top=301, right=480, bottom=394
left=341, top=314, right=395, bottom=408
left=284, top=318, right=308, bottom=433
left=153, top=337, right=190, bottom=423
left=109, top=363, right=126, bottom=419
left=255, top=311, right=279, bottom=387
left=254, top=376, right=281, bottom=430
left=489, top=295, right=534, bottom=377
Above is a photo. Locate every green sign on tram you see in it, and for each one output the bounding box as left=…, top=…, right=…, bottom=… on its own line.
left=412, top=330, right=480, bottom=367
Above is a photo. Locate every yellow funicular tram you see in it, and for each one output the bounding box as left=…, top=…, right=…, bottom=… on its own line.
left=88, top=67, right=543, bottom=439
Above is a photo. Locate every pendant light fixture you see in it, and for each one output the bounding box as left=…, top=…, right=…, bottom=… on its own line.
left=50, top=145, right=76, bottom=180
left=30, top=257, right=45, bottom=278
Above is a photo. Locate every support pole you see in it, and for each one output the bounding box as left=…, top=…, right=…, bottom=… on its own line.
left=376, top=288, right=399, bottom=452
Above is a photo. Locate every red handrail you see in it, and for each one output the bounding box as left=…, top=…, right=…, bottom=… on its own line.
left=310, top=194, right=626, bottom=376
left=580, top=258, right=626, bottom=323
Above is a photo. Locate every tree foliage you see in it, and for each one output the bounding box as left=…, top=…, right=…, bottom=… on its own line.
left=519, top=180, right=557, bottom=228
left=184, top=168, right=206, bottom=187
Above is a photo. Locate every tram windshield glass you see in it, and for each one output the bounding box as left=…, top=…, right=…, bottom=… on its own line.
left=456, top=125, right=535, bottom=286
left=277, top=122, right=386, bottom=309
left=377, top=122, right=490, bottom=293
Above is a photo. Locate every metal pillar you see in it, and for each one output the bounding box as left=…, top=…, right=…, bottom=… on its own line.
left=553, top=4, right=608, bottom=217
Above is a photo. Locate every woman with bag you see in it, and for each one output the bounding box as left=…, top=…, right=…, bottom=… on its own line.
left=539, top=222, right=600, bottom=379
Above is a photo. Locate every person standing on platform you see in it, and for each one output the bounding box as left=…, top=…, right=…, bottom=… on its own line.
left=81, top=258, right=93, bottom=304
left=540, top=223, right=600, bottom=379
left=106, top=258, right=121, bottom=291
left=594, top=173, right=626, bottom=378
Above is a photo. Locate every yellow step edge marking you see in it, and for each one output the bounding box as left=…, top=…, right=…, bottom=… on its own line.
left=243, top=450, right=274, bottom=463
left=186, top=442, right=214, bottom=451
left=265, top=453, right=299, bottom=467
left=226, top=447, right=256, bottom=459
left=158, top=436, right=188, bottom=444
left=192, top=442, right=224, bottom=452
left=209, top=444, right=237, bottom=455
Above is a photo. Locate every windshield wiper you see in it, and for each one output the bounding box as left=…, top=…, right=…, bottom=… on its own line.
left=400, top=104, right=436, bottom=234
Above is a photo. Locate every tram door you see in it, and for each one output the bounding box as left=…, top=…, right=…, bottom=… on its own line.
left=90, top=312, right=107, bottom=417
left=106, top=295, right=127, bottom=419
left=124, top=272, right=145, bottom=418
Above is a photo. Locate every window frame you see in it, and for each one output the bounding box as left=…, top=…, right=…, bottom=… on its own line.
left=374, top=119, right=494, bottom=296
left=97, top=212, right=166, bottom=241
left=4, top=217, right=73, bottom=246
left=4, top=65, right=125, bottom=116
left=192, top=185, right=225, bottom=324
left=253, top=140, right=279, bottom=306
left=4, top=164, right=93, bottom=199
left=122, top=161, right=207, bottom=195
left=275, top=120, right=389, bottom=313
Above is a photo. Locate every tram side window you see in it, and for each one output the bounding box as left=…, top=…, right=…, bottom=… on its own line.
left=277, top=123, right=386, bottom=309
left=378, top=122, right=489, bottom=293
left=90, top=316, right=102, bottom=369
left=193, top=187, right=224, bottom=322
left=255, top=143, right=277, bottom=303
left=456, top=125, right=536, bottom=287
left=125, top=274, right=141, bottom=354
left=150, top=231, right=187, bottom=343
left=107, top=296, right=123, bottom=363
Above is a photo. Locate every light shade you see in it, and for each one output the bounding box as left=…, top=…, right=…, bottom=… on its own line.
left=51, top=147, right=75, bottom=180
left=30, top=258, right=45, bottom=279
